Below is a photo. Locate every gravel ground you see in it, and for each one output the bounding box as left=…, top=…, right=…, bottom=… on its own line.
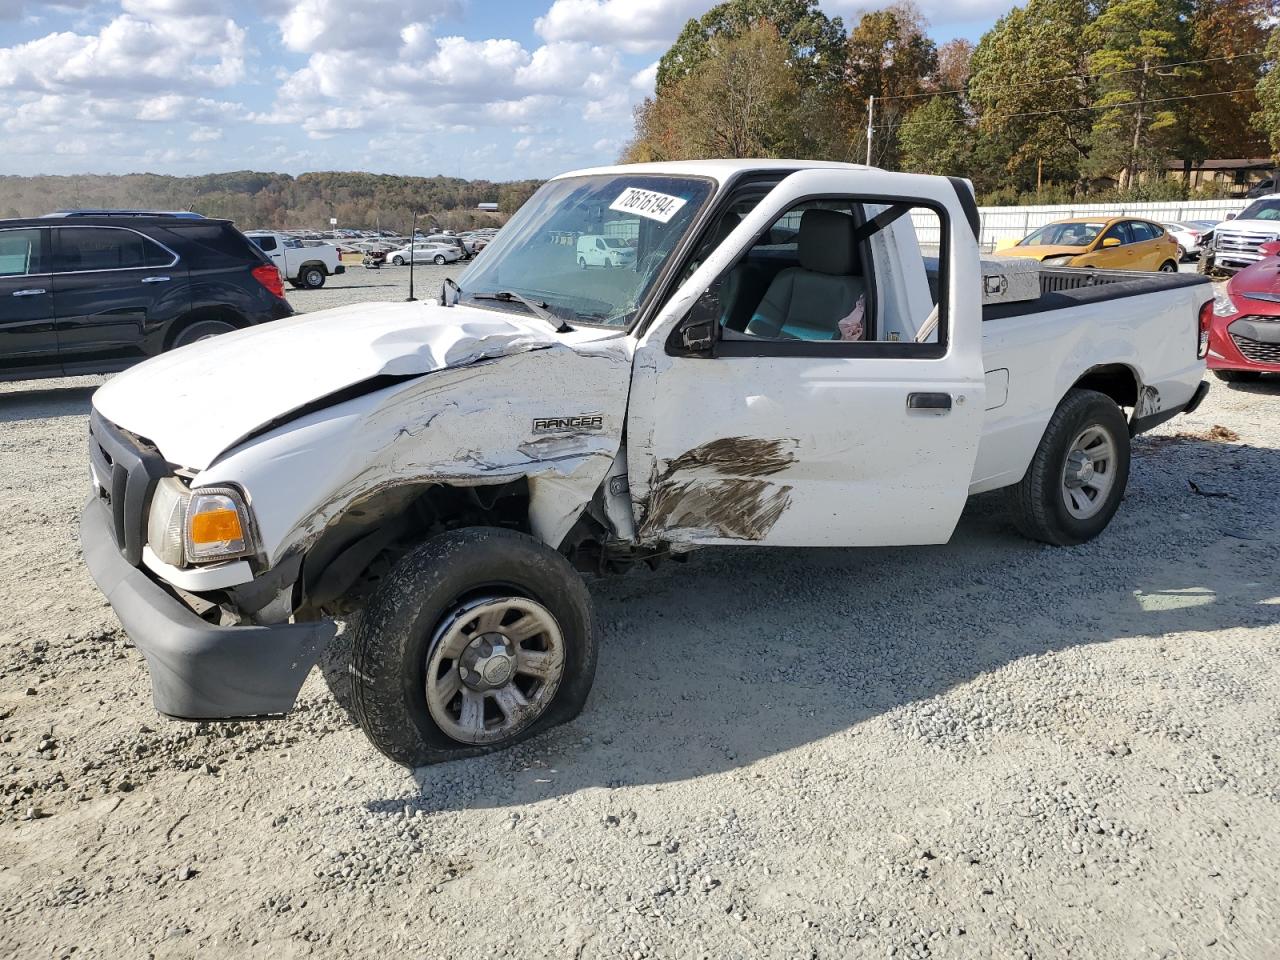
left=1, top=269, right=1278, bottom=959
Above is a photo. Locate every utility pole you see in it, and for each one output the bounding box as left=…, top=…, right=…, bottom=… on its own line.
left=865, top=95, right=875, bottom=166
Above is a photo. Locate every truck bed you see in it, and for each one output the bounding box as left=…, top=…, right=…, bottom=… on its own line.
left=968, top=268, right=1212, bottom=496
left=981, top=268, right=1210, bottom=322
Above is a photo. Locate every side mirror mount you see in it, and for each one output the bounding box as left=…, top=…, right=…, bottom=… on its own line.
left=668, top=287, right=721, bottom=357
left=1225, top=212, right=1237, bottom=220
left=1101, top=237, right=1122, bottom=248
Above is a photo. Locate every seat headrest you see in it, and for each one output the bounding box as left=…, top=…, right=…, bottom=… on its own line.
left=798, top=209, right=858, bottom=275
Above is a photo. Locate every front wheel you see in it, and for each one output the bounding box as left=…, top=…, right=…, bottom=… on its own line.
left=434, top=254, right=446, bottom=265
left=1005, top=388, right=1131, bottom=546
left=350, top=527, right=598, bottom=767
left=578, top=257, right=587, bottom=269
left=391, top=255, right=405, bottom=266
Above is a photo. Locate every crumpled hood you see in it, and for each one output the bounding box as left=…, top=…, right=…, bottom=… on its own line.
left=92, top=299, right=599, bottom=469
left=999, top=244, right=1087, bottom=261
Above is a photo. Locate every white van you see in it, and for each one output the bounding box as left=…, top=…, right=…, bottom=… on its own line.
left=576, top=234, right=636, bottom=268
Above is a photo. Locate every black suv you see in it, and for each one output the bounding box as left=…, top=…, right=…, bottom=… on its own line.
left=0, top=215, right=293, bottom=381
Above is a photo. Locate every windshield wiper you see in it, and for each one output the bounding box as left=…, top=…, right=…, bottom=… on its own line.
left=441, top=276, right=461, bottom=306
left=469, top=290, right=572, bottom=333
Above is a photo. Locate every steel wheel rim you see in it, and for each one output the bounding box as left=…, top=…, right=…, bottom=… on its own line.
left=424, top=595, right=565, bottom=745
left=1061, top=424, right=1116, bottom=520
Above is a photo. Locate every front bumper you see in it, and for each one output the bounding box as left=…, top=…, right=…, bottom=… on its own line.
left=1208, top=313, right=1280, bottom=372
left=80, top=496, right=336, bottom=720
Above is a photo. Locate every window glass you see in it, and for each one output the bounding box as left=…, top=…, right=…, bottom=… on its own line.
left=1130, top=221, right=1158, bottom=242
left=456, top=173, right=713, bottom=327
left=1103, top=222, right=1132, bottom=245
left=252, top=235, right=279, bottom=252
left=1236, top=198, right=1280, bottom=221
left=1020, top=222, right=1105, bottom=247
left=693, top=197, right=945, bottom=348
left=55, top=228, right=171, bottom=272
left=0, top=229, right=43, bottom=277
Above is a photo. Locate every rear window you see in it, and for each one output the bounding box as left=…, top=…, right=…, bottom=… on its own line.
left=250, top=234, right=278, bottom=252
left=162, top=223, right=268, bottom=266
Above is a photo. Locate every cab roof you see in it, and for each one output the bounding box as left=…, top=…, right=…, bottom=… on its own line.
left=552, top=159, right=874, bottom=185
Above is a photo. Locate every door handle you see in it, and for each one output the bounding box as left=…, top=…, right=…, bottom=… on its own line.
left=907, top=392, right=952, bottom=413
left=12, top=288, right=46, bottom=297
left=141, top=276, right=171, bottom=283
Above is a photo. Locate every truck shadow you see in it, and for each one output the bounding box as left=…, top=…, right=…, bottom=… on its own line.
left=349, top=431, right=1279, bottom=815
left=0, top=383, right=98, bottom=422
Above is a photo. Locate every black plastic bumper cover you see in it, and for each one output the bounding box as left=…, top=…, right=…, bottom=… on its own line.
left=1130, top=379, right=1211, bottom=435
left=80, top=496, right=336, bottom=720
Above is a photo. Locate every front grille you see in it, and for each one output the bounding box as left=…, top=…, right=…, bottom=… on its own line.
left=89, top=411, right=169, bottom=566
left=1231, top=333, right=1280, bottom=365
left=1215, top=230, right=1280, bottom=265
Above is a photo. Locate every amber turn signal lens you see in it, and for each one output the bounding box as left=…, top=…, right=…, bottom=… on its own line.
left=190, top=508, right=244, bottom=544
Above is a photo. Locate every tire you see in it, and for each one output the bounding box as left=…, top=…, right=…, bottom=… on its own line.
left=604, top=258, right=613, bottom=268
left=170, top=318, right=237, bottom=349
left=350, top=527, right=599, bottom=768
left=434, top=254, right=446, bottom=265
left=1159, top=260, right=1178, bottom=273
left=301, top=265, right=327, bottom=289
left=1005, top=388, right=1131, bottom=546
left=391, top=255, right=405, bottom=266
left=1177, top=245, right=1188, bottom=261
left=1214, top=369, right=1262, bottom=383
left=578, top=257, right=587, bottom=269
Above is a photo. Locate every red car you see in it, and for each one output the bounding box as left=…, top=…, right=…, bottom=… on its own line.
left=1207, top=239, right=1280, bottom=382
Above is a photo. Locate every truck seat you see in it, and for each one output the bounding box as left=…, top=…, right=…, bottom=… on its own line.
left=745, top=210, right=865, bottom=341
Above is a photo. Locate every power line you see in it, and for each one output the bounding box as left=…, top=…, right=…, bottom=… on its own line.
left=871, top=51, right=1267, bottom=103
left=880, top=85, right=1262, bottom=131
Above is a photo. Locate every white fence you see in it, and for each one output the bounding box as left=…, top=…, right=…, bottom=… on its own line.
left=911, top=198, right=1250, bottom=252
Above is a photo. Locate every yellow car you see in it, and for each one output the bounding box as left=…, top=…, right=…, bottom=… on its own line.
left=999, top=217, right=1182, bottom=273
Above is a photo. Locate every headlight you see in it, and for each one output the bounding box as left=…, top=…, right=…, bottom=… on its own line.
left=1212, top=287, right=1238, bottom=317
left=147, top=477, right=190, bottom=567
left=185, top=486, right=257, bottom=564
left=1040, top=255, right=1076, bottom=266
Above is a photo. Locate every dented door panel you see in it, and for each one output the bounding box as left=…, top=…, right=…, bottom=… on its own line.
left=627, top=168, right=988, bottom=549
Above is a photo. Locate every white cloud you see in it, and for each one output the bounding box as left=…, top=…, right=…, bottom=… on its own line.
left=535, top=0, right=704, bottom=53
left=630, top=60, right=658, bottom=94
left=273, top=0, right=460, bottom=53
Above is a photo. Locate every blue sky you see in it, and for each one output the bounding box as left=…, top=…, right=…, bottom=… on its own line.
left=0, top=0, right=1010, bottom=181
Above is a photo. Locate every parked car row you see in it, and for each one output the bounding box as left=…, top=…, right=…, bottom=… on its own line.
left=0, top=213, right=292, bottom=381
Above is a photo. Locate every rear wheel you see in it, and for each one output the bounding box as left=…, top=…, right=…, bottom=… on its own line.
left=1005, top=388, right=1131, bottom=546
left=1214, top=369, right=1262, bottom=383
left=1159, top=260, right=1178, bottom=273
left=578, top=257, right=587, bottom=269
left=301, top=265, right=327, bottom=288
left=170, top=318, right=237, bottom=349
left=350, top=527, right=598, bottom=767
left=434, top=254, right=446, bottom=265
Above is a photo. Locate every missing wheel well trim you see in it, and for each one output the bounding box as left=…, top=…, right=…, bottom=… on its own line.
left=298, top=480, right=532, bottom=616
left=1071, top=364, right=1139, bottom=409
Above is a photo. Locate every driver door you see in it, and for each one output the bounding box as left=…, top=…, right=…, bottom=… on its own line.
left=626, top=168, right=986, bottom=548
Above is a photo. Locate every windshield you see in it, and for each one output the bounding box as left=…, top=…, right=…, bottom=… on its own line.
left=1020, top=222, right=1105, bottom=247
left=455, top=173, right=714, bottom=327
left=1235, top=199, right=1280, bottom=221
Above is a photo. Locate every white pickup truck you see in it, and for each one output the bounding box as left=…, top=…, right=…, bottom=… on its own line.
left=244, top=231, right=345, bottom=289
left=80, top=161, right=1212, bottom=767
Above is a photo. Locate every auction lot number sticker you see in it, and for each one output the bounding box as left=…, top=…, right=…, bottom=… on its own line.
left=609, top=187, right=688, bottom=224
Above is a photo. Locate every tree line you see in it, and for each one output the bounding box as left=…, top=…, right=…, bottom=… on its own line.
left=0, top=171, right=543, bottom=232
left=624, top=0, right=1280, bottom=204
